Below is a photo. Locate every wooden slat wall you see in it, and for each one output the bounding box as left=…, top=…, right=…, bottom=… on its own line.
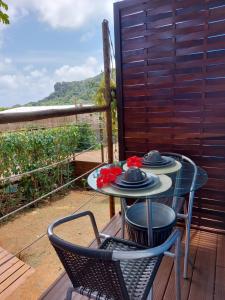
left=114, top=0, right=225, bottom=233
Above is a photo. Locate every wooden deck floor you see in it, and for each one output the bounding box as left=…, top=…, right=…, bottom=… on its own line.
left=0, top=246, right=34, bottom=299
left=40, top=214, right=225, bottom=300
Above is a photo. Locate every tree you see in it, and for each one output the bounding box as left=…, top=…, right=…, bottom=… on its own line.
left=93, top=76, right=117, bottom=137
left=0, top=0, right=9, bottom=24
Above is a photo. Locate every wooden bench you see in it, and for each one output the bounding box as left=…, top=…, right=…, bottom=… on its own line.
left=0, top=246, right=34, bottom=299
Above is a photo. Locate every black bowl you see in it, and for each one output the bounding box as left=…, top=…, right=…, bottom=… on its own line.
left=123, top=167, right=147, bottom=183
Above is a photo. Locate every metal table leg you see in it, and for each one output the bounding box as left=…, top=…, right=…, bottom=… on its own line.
left=146, top=198, right=153, bottom=246
left=120, top=198, right=126, bottom=239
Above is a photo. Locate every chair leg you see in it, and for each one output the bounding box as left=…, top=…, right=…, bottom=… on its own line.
left=175, top=234, right=181, bottom=300
left=66, top=287, right=75, bottom=300
left=147, top=287, right=153, bottom=300
left=184, top=215, right=191, bottom=279
left=183, top=191, right=194, bottom=279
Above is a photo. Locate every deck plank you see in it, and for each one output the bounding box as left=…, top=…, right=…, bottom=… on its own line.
left=0, top=247, right=6, bottom=254
left=0, top=264, right=32, bottom=293
left=0, top=261, right=26, bottom=286
left=188, top=231, right=217, bottom=300
left=0, top=250, right=10, bottom=261
left=0, top=267, right=34, bottom=299
left=214, top=266, right=225, bottom=300
left=0, top=255, right=18, bottom=276
left=0, top=248, right=35, bottom=299
left=163, top=229, right=200, bottom=300
left=217, top=234, right=225, bottom=268
left=153, top=256, right=173, bottom=299
left=153, top=229, right=185, bottom=300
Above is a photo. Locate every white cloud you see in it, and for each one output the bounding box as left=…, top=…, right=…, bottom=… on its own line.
left=8, top=0, right=114, bottom=29
left=80, top=31, right=95, bottom=43
left=0, top=57, right=13, bottom=72
left=30, top=68, right=47, bottom=78
left=4, top=58, right=12, bottom=64
left=55, top=56, right=102, bottom=81
left=0, top=55, right=102, bottom=107
left=0, top=74, right=18, bottom=89
left=23, top=64, right=34, bottom=71
left=0, top=28, right=5, bottom=49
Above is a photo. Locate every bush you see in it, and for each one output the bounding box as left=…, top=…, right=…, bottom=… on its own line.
left=0, top=124, right=95, bottom=216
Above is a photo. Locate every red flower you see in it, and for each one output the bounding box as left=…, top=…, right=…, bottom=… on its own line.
left=97, top=176, right=104, bottom=188
left=100, top=168, right=111, bottom=176
left=127, top=156, right=143, bottom=168
left=110, top=166, right=122, bottom=176
left=96, top=166, right=122, bottom=188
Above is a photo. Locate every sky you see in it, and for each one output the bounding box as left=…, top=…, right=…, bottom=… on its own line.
left=0, top=0, right=116, bottom=107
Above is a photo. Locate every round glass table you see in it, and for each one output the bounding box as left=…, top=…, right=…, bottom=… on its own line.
left=87, top=160, right=208, bottom=246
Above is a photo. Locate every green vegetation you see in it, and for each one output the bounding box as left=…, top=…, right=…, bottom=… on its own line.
left=0, top=0, right=9, bottom=24
left=0, top=107, right=6, bottom=111
left=0, top=124, right=95, bottom=217
left=27, top=73, right=104, bottom=106
left=93, top=77, right=117, bottom=137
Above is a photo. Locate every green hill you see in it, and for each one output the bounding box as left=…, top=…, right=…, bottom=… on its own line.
left=27, top=72, right=104, bottom=106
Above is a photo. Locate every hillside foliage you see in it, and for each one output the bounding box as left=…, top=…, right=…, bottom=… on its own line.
left=27, top=73, right=104, bottom=106
left=0, top=124, right=95, bottom=217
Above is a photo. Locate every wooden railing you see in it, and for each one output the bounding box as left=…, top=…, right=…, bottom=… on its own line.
left=0, top=105, right=109, bottom=124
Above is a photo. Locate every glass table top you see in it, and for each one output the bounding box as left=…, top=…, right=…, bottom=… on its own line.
left=87, top=160, right=208, bottom=199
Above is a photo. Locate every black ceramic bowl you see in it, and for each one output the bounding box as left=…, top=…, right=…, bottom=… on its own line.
left=123, top=167, right=147, bottom=183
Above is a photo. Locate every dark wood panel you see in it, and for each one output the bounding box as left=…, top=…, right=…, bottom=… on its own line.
left=115, top=0, right=225, bottom=232
left=192, top=216, right=225, bottom=231
left=197, top=189, right=225, bottom=201
left=193, top=207, right=225, bottom=222
left=194, top=198, right=225, bottom=212
left=122, top=16, right=225, bottom=42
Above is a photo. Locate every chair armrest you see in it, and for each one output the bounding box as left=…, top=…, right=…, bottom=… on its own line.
left=112, top=229, right=181, bottom=260
left=48, top=211, right=101, bottom=246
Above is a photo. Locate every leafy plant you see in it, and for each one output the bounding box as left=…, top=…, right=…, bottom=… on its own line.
left=0, top=0, right=9, bottom=24
left=93, top=77, right=117, bottom=138
left=0, top=124, right=95, bottom=216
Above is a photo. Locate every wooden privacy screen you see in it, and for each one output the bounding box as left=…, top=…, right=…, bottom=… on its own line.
left=114, top=0, right=225, bottom=233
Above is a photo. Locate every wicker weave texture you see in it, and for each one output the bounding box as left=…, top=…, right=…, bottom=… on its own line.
left=102, top=238, right=162, bottom=299
left=52, top=237, right=162, bottom=300
left=54, top=245, right=127, bottom=299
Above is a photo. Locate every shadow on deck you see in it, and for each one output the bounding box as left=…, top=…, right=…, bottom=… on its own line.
left=40, top=214, right=225, bottom=300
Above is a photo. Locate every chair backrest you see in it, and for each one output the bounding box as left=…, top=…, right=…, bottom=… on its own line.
left=161, top=152, right=198, bottom=191
left=160, top=152, right=198, bottom=212
left=48, top=215, right=130, bottom=300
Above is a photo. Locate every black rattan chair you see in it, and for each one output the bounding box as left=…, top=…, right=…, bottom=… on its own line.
left=48, top=211, right=181, bottom=300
